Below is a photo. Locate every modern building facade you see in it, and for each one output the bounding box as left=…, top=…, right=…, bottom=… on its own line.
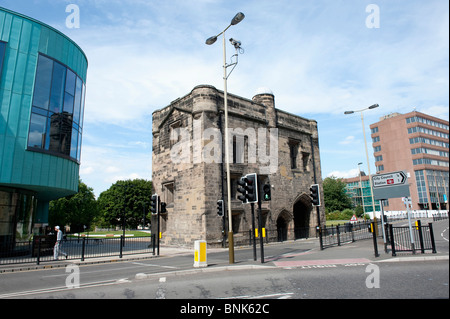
left=369, top=111, right=448, bottom=211
left=152, top=85, right=325, bottom=247
left=344, top=173, right=380, bottom=215
left=0, top=7, right=87, bottom=250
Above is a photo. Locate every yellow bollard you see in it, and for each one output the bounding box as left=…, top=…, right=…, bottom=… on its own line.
left=193, top=240, right=207, bottom=268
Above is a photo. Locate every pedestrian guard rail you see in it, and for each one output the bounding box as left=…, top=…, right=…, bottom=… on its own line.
left=0, top=235, right=155, bottom=266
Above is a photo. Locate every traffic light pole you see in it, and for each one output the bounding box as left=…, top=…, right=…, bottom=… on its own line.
left=257, top=192, right=264, bottom=264
left=251, top=203, right=257, bottom=261
left=157, top=197, right=160, bottom=256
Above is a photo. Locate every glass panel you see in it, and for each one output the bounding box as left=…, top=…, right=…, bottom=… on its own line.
left=63, top=91, right=74, bottom=114
left=60, top=113, right=73, bottom=156
left=73, top=76, right=82, bottom=124
left=80, top=83, right=86, bottom=128
left=77, top=131, right=82, bottom=161
left=70, top=128, right=78, bottom=159
left=65, top=69, right=76, bottom=96
left=27, top=113, right=47, bottom=148
left=32, top=55, right=53, bottom=109
left=49, top=61, right=66, bottom=113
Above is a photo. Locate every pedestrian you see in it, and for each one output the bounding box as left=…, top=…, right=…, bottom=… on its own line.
left=53, top=226, right=68, bottom=260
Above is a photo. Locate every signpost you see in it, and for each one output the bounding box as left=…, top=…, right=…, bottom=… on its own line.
left=372, top=171, right=407, bottom=187
left=372, top=171, right=415, bottom=253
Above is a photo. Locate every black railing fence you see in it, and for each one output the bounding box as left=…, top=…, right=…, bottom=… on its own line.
left=387, top=220, right=436, bottom=256
left=1, top=235, right=154, bottom=266
left=319, top=219, right=377, bottom=249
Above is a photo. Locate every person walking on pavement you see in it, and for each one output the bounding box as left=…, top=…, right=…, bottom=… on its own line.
left=53, top=226, right=68, bottom=260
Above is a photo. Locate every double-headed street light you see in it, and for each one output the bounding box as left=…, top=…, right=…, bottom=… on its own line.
left=344, top=104, right=379, bottom=219
left=206, top=12, right=245, bottom=264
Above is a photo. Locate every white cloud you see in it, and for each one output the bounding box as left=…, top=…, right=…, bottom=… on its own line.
left=327, top=168, right=360, bottom=179
left=339, top=136, right=356, bottom=145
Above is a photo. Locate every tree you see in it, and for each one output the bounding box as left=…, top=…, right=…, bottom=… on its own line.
left=323, top=176, right=353, bottom=215
left=49, top=180, right=99, bottom=233
left=97, top=179, right=153, bottom=229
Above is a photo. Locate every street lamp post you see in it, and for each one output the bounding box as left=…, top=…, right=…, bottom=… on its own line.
left=357, top=162, right=366, bottom=218
left=344, top=104, right=379, bottom=221
left=206, top=12, right=245, bottom=264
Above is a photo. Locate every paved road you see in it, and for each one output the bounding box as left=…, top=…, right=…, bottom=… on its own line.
left=0, top=219, right=448, bottom=303
left=0, top=258, right=448, bottom=300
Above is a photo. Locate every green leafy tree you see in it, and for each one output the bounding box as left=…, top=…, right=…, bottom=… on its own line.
left=323, top=176, right=353, bottom=215
left=49, top=180, right=99, bottom=233
left=97, top=179, right=152, bottom=229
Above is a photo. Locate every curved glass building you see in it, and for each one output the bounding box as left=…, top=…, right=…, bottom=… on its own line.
left=0, top=7, right=87, bottom=250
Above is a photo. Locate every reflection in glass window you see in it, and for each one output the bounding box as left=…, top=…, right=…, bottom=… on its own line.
left=49, top=62, right=66, bottom=113
left=28, top=54, right=85, bottom=162
left=27, top=113, right=47, bottom=148
left=32, top=55, right=53, bottom=109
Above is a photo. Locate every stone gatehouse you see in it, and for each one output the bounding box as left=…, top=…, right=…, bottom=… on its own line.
left=151, top=85, right=325, bottom=247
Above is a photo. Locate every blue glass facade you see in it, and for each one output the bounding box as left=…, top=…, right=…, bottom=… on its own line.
left=0, top=7, right=88, bottom=250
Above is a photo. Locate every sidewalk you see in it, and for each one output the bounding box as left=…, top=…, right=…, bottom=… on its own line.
left=1, top=237, right=448, bottom=274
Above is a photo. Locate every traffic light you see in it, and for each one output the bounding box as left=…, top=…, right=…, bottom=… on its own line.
left=237, top=177, right=248, bottom=204
left=150, top=194, right=159, bottom=215
left=217, top=200, right=224, bottom=217
left=245, top=173, right=258, bottom=203
left=310, top=184, right=320, bottom=206
left=237, top=173, right=258, bottom=204
left=160, top=202, right=167, bottom=214
left=263, top=184, right=271, bottom=201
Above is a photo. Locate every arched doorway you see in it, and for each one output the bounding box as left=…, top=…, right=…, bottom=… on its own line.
left=293, top=195, right=312, bottom=239
left=276, top=215, right=288, bottom=242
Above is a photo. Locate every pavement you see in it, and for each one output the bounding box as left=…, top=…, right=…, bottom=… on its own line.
left=1, top=231, right=448, bottom=275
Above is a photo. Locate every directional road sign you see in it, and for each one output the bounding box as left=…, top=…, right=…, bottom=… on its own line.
left=372, top=171, right=407, bottom=188
left=372, top=171, right=410, bottom=200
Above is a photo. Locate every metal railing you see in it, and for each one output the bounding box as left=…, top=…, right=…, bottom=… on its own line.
left=319, top=220, right=377, bottom=249
left=387, top=221, right=436, bottom=256
left=0, top=235, right=154, bottom=266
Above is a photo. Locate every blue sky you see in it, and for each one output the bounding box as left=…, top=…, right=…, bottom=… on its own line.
left=2, top=0, right=448, bottom=197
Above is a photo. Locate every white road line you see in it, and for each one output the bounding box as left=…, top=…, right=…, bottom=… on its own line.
left=0, top=279, right=124, bottom=299
left=132, top=262, right=178, bottom=269
left=220, top=292, right=294, bottom=299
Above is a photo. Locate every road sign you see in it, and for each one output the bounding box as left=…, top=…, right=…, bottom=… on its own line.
left=372, top=171, right=407, bottom=188
left=372, top=171, right=410, bottom=200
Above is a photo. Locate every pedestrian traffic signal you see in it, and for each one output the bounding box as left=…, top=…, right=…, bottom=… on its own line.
left=150, top=194, right=159, bottom=215
left=310, top=184, right=320, bottom=206
left=160, top=202, right=167, bottom=214
left=217, top=200, right=224, bottom=217
left=263, top=184, right=271, bottom=201
left=237, top=173, right=258, bottom=204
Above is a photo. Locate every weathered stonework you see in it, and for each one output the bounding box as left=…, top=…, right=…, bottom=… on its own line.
left=152, top=85, right=325, bottom=247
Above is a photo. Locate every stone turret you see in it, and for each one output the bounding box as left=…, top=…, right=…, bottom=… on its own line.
left=252, top=87, right=276, bottom=128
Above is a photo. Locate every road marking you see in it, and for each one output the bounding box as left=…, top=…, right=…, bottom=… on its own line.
left=220, top=292, right=294, bottom=299
left=441, top=226, right=449, bottom=242
left=0, top=279, right=124, bottom=299
left=274, top=258, right=370, bottom=268
left=132, top=262, right=178, bottom=269
left=265, top=249, right=314, bottom=262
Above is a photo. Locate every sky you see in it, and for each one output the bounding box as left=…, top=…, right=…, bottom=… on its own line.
left=2, top=0, right=448, bottom=197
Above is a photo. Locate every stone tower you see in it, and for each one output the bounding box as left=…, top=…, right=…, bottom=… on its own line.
left=152, top=85, right=325, bottom=247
